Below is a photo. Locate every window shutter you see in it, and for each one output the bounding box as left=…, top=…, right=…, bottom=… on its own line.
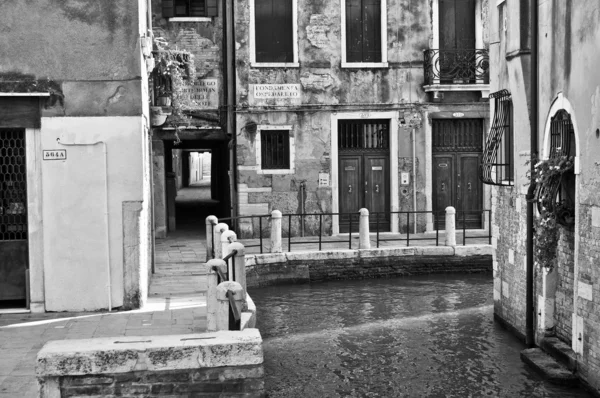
left=162, top=0, right=174, bottom=18
left=346, top=0, right=363, bottom=62
left=363, top=0, right=381, bottom=62
left=255, top=0, right=293, bottom=63
left=207, top=0, right=218, bottom=16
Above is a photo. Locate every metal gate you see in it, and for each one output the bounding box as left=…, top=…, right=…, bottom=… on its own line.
left=0, top=128, right=28, bottom=303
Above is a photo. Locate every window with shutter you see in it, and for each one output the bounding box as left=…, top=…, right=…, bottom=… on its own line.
left=162, top=0, right=217, bottom=18
left=254, top=0, right=294, bottom=63
left=346, top=0, right=382, bottom=62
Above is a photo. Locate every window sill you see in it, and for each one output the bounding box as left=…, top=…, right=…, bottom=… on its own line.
left=341, top=62, right=388, bottom=68
left=257, top=168, right=295, bottom=175
left=168, top=17, right=212, bottom=22
left=250, top=62, right=300, bottom=68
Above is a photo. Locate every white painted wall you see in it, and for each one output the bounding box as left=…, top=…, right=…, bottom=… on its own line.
left=40, top=117, right=146, bottom=311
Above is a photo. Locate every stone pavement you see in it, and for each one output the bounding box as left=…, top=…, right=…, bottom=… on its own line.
left=0, top=229, right=208, bottom=398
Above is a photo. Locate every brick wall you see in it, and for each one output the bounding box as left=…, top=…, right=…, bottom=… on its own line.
left=57, top=366, right=264, bottom=397
left=555, top=225, right=575, bottom=344
left=576, top=205, right=600, bottom=392
left=492, top=186, right=529, bottom=338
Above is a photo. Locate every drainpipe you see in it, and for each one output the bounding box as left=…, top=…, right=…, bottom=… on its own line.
left=299, top=181, right=306, bottom=237
left=412, top=127, right=417, bottom=234
left=57, top=138, right=112, bottom=312
left=525, top=0, right=538, bottom=347
left=224, top=0, right=237, bottom=219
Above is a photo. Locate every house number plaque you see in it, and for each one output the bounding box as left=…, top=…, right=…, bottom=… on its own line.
left=43, top=150, right=67, bottom=160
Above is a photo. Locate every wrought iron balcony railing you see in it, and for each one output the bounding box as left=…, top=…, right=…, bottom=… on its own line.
left=423, top=49, right=489, bottom=86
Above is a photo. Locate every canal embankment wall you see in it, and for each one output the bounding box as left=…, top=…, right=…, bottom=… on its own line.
left=246, top=245, right=493, bottom=288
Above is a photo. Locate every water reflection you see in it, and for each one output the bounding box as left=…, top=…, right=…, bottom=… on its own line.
left=250, top=274, right=591, bottom=397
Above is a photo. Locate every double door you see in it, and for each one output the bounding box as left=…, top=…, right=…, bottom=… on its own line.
left=339, top=154, right=389, bottom=232
left=432, top=119, right=483, bottom=229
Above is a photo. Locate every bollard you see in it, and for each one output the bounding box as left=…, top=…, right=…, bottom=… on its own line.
left=216, top=281, right=245, bottom=331
left=445, top=206, right=456, bottom=247
left=206, top=259, right=228, bottom=332
left=358, top=208, right=371, bottom=249
left=228, top=242, right=247, bottom=297
left=221, top=230, right=237, bottom=279
left=205, top=215, right=218, bottom=261
left=213, top=223, right=229, bottom=259
left=270, top=210, right=282, bottom=253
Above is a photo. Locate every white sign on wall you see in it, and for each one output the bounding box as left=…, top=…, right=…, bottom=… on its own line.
left=181, top=79, right=219, bottom=109
left=318, top=173, right=330, bottom=187
left=253, top=84, right=301, bottom=99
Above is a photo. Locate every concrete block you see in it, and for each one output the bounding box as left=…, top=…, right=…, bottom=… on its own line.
left=508, top=249, right=514, bottom=264
left=415, top=246, right=455, bottom=256
left=239, top=203, right=269, bottom=216
left=285, top=250, right=356, bottom=262
left=37, top=329, right=263, bottom=377
left=254, top=253, right=287, bottom=265
left=502, top=281, right=510, bottom=298
left=592, top=207, right=600, bottom=227
left=358, top=247, right=417, bottom=258
left=578, top=282, right=593, bottom=301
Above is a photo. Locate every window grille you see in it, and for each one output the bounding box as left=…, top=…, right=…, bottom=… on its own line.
left=254, top=0, right=294, bottom=63
left=338, top=119, right=389, bottom=151
left=261, top=130, right=290, bottom=169
left=162, top=0, right=217, bottom=18
left=479, top=90, right=513, bottom=185
left=345, top=0, right=382, bottom=62
left=534, top=110, right=575, bottom=215
left=0, top=128, right=27, bottom=241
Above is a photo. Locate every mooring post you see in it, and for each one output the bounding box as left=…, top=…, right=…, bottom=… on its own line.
left=206, top=259, right=228, bottom=332
left=214, top=222, right=229, bottom=259
left=271, top=210, right=282, bottom=253
left=228, top=242, right=247, bottom=298
left=221, top=230, right=237, bottom=279
left=205, top=215, right=218, bottom=261
left=445, top=206, right=456, bottom=247
left=216, top=281, right=245, bottom=331
left=359, top=208, right=371, bottom=249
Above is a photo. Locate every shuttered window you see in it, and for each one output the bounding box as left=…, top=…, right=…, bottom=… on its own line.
left=346, top=0, right=382, bottom=63
left=162, top=0, right=218, bottom=18
left=260, top=130, right=290, bottom=170
left=254, top=0, right=294, bottom=63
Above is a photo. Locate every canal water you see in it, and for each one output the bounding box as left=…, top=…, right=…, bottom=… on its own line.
left=250, top=274, right=592, bottom=397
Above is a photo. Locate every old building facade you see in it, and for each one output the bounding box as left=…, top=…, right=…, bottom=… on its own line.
left=233, top=0, right=491, bottom=236
left=488, top=0, right=600, bottom=392
left=0, top=1, right=153, bottom=312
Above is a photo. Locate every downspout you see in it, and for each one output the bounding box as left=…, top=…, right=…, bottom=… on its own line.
left=225, top=0, right=237, bottom=219
left=525, top=0, right=538, bottom=347
left=412, top=127, right=417, bottom=234
left=57, top=138, right=112, bottom=312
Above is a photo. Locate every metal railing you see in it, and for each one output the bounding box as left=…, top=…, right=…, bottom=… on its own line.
left=423, top=49, right=489, bottom=86
left=208, top=209, right=492, bottom=255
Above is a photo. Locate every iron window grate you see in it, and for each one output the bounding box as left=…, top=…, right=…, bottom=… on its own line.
left=261, top=130, right=290, bottom=170
left=338, top=119, right=389, bottom=151
left=0, top=128, right=28, bottom=241
left=480, top=89, right=513, bottom=186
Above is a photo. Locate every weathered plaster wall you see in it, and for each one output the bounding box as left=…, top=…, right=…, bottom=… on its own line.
left=235, top=0, right=489, bottom=226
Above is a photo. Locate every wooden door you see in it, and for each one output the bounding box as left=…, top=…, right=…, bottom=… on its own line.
left=432, top=119, right=483, bottom=229
left=339, top=156, right=362, bottom=230
left=364, top=155, right=390, bottom=229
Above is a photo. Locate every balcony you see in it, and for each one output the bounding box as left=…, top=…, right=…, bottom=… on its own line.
left=423, top=49, right=490, bottom=98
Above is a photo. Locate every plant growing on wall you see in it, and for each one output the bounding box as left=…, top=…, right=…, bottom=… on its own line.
left=151, top=36, right=197, bottom=136
left=529, top=155, right=575, bottom=272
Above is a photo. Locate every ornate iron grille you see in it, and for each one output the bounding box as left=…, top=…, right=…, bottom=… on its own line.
left=534, top=110, right=575, bottom=214
left=423, top=49, right=490, bottom=85
left=0, top=128, right=27, bottom=241
left=260, top=130, right=290, bottom=169
left=480, top=90, right=513, bottom=186
left=432, top=119, right=483, bottom=152
left=338, top=120, right=389, bottom=151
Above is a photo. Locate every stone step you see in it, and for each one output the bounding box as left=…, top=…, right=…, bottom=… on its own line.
left=521, top=348, right=579, bottom=386
left=541, top=337, right=578, bottom=371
